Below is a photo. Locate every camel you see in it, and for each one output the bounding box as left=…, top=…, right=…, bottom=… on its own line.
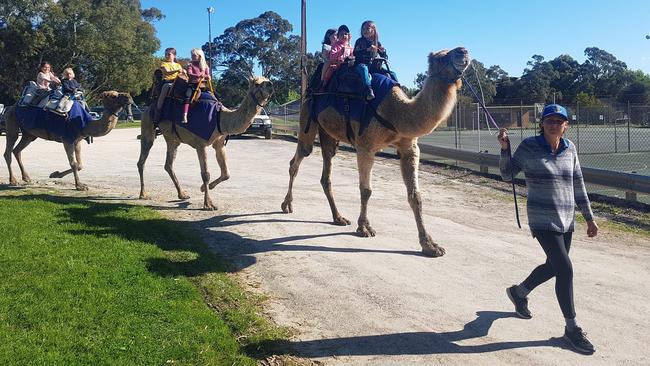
left=3, top=91, right=133, bottom=190
left=137, top=76, right=273, bottom=210
left=281, top=47, right=470, bottom=257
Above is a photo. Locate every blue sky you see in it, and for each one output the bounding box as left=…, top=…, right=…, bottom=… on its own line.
left=141, top=0, right=650, bottom=88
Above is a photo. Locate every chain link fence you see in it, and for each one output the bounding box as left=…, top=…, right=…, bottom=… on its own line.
left=265, top=97, right=649, bottom=203
left=423, top=101, right=650, bottom=203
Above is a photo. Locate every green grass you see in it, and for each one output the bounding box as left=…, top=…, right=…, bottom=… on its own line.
left=115, top=120, right=141, bottom=129
left=0, top=190, right=289, bottom=365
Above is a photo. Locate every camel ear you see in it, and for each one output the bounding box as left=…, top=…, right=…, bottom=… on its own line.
left=428, top=52, right=436, bottom=66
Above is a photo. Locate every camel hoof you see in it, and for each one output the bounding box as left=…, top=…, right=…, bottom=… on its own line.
left=22, top=177, right=32, bottom=183
left=421, top=245, right=445, bottom=258
left=49, top=171, right=61, bottom=178
left=9, top=179, right=18, bottom=186
left=281, top=200, right=293, bottom=213
left=178, top=192, right=190, bottom=200
left=356, top=224, right=376, bottom=237
left=76, top=184, right=89, bottom=191
left=420, top=235, right=445, bottom=257
left=139, top=193, right=150, bottom=200
left=333, top=216, right=351, bottom=226
left=203, top=203, right=217, bottom=211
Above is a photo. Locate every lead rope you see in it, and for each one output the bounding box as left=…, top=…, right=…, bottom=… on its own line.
left=462, top=75, right=521, bottom=229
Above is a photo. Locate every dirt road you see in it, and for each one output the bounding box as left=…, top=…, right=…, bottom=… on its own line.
left=2, top=128, right=649, bottom=365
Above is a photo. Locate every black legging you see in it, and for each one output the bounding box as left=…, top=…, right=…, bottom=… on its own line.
left=522, top=230, right=575, bottom=319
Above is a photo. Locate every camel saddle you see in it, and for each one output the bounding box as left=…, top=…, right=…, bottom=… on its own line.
left=18, top=81, right=76, bottom=116
left=14, top=101, right=93, bottom=144
left=156, top=90, right=222, bottom=140
left=308, top=63, right=399, bottom=141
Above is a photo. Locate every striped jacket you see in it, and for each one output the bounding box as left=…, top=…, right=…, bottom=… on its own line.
left=500, top=135, right=594, bottom=233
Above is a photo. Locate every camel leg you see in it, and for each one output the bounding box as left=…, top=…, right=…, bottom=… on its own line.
left=12, top=134, right=38, bottom=184
left=163, top=138, right=189, bottom=200
left=50, top=142, right=82, bottom=179
left=137, top=113, right=156, bottom=199
left=397, top=142, right=445, bottom=257
left=197, top=147, right=216, bottom=210
left=75, top=143, right=83, bottom=171
left=355, top=148, right=376, bottom=237
left=63, top=142, right=87, bottom=191
left=318, top=128, right=350, bottom=225
left=3, top=117, right=21, bottom=185
left=204, top=137, right=229, bottom=191
left=281, top=116, right=318, bottom=213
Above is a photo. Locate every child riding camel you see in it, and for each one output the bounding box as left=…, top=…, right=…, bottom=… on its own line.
left=154, top=47, right=184, bottom=123
left=321, top=25, right=353, bottom=89
left=182, top=48, right=211, bottom=123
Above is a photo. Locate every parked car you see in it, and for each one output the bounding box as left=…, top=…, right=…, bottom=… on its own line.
left=242, top=109, right=273, bottom=139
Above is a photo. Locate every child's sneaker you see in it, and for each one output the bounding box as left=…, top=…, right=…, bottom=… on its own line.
left=366, top=88, right=375, bottom=101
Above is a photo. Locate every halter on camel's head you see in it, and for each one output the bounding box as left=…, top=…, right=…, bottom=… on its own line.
left=101, top=91, right=134, bottom=117
left=427, top=47, right=471, bottom=86
left=248, top=75, right=274, bottom=108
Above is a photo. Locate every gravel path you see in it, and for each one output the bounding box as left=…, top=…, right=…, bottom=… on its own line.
left=2, top=128, right=649, bottom=365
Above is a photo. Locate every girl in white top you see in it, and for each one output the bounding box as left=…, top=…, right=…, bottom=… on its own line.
left=36, top=61, right=61, bottom=90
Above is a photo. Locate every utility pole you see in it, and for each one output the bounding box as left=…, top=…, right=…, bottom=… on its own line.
left=300, top=0, right=307, bottom=99
left=207, top=7, right=214, bottom=76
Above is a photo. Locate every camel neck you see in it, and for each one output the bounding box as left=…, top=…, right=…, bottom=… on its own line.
left=389, top=77, right=458, bottom=138
left=219, top=91, right=262, bottom=135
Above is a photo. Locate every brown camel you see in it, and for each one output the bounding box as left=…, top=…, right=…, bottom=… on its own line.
left=281, top=47, right=470, bottom=257
left=137, top=76, right=273, bottom=210
left=3, top=91, right=133, bottom=190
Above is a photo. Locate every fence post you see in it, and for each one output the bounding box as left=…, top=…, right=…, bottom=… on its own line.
left=576, top=101, right=580, bottom=154
left=520, top=99, right=523, bottom=142
left=627, top=100, right=631, bottom=153
left=454, top=102, right=459, bottom=149
left=625, top=191, right=637, bottom=202
left=613, top=107, right=618, bottom=153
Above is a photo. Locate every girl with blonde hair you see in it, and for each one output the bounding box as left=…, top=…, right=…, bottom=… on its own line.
left=182, top=48, right=211, bottom=123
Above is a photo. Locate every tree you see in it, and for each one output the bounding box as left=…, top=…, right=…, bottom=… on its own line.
left=548, top=54, right=580, bottom=103
left=617, top=70, right=650, bottom=104
left=0, top=0, right=161, bottom=104
left=460, top=59, right=496, bottom=104
left=577, top=47, right=630, bottom=98
left=206, top=11, right=320, bottom=105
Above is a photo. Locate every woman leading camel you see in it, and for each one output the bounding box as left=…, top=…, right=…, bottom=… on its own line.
left=498, top=103, right=599, bottom=355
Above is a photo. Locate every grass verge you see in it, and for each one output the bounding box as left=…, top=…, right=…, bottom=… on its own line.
left=115, top=121, right=141, bottom=129
left=0, top=189, right=289, bottom=365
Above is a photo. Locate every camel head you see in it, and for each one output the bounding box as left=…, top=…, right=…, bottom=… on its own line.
left=247, top=76, right=274, bottom=108
left=101, top=91, right=133, bottom=114
left=427, top=47, right=471, bottom=88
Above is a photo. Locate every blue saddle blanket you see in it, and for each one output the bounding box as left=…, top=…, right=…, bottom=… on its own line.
left=312, top=69, right=398, bottom=133
left=15, top=101, right=93, bottom=144
left=158, top=92, right=221, bottom=140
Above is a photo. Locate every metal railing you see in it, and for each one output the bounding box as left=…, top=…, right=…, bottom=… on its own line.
left=418, top=144, right=650, bottom=198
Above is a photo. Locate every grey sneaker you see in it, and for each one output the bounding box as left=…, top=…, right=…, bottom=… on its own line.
left=564, top=326, right=595, bottom=355
left=506, top=285, right=532, bottom=319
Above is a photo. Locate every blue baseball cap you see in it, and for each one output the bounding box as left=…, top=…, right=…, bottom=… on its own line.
left=542, top=104, right=568, bottom=121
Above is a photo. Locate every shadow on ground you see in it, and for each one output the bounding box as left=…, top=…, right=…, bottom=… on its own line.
left=246, top=311, right=568, bottom=357
left=0, top=188, right=569, bottom=358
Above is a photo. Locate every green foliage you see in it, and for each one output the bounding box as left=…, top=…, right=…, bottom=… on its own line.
left=207, top=11, right=319, bottom=106
left=460, top=59, right=496, bottom=104
left=576, top=92, right=602, bottom=106
left=0, top=0, right=161, bottom=104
